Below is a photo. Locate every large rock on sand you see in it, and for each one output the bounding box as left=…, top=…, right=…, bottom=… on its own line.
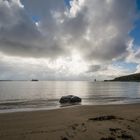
left=59, top=95, right=81, bottom=104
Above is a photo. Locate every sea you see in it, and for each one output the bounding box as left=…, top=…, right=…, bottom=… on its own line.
left=0, top=81, right=140, bottom=113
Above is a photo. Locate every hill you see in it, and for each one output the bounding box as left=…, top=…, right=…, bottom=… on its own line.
left=105, top=73, right=140, bottom=82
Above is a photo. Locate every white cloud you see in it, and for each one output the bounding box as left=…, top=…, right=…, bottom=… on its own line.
left=0, top=52, right=89, bottom=80
left=135, top=64, right=140, bottom=73
left=126, top=40, right=140, bottom=65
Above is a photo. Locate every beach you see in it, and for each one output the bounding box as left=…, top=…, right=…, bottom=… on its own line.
left=0, top=104, right=140, bottom=140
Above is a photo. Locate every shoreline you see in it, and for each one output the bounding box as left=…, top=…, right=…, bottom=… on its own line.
left=0, top=101, right=140, bottom=114
left=0, top=102, right=140, bottom=115
left=0, top=103, right=140, bottom=140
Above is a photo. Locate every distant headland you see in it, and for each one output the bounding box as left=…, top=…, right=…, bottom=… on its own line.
left=104, top=73, right=140, bottom=82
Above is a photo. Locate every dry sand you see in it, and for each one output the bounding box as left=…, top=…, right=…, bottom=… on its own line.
left=0, top=104, right=140, bottom=140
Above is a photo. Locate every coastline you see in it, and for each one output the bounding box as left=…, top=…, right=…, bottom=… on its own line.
left=0, top=103, right=140, bottom=140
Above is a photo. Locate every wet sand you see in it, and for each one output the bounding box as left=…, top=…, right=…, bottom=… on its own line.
left=0, top=104, right=140, bottom=140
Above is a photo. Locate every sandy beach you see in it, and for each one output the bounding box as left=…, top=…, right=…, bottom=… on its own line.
left=0, top=104, right=140, bottom=140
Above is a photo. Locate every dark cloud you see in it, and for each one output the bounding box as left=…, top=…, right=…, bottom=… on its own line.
left=0, top=0, right=69, bottom=58
left=86, top=65, right=102, bottom=73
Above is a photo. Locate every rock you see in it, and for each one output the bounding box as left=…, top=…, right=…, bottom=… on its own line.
left=59, top=95, right=81, bottom=104
left=88, top=115, right=116, bottom=121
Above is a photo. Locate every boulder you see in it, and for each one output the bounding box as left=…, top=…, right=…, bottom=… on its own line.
left=59, top=95, right=81, bottom=104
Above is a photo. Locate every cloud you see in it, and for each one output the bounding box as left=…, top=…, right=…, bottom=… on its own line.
left=87, top=64, right=132, bottom=80
left=0, top=0, right=138, bottom=80
left=0, top=0, right=136, bottom=59
left=0, top=53, right=89, bottom=80
left=0, top=0, right=70, bottom=58
left=126, top=40, right=140, bottom=65
left=135, top=64, right=140, bottom=73
left=86, top=65, right=102, bottom=73
left=65, top=0, right=136, bottom=62
left=127, top=49, right=140, bottom=63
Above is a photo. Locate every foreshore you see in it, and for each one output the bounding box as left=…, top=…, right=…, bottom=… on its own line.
left=0, top=104, right=140, bottom=140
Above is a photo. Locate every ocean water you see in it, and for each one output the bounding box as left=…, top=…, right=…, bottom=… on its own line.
left=0, top=81, right=140, bottom=113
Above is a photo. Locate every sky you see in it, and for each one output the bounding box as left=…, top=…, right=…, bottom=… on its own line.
left=0, top=0, right=140, bottom=81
